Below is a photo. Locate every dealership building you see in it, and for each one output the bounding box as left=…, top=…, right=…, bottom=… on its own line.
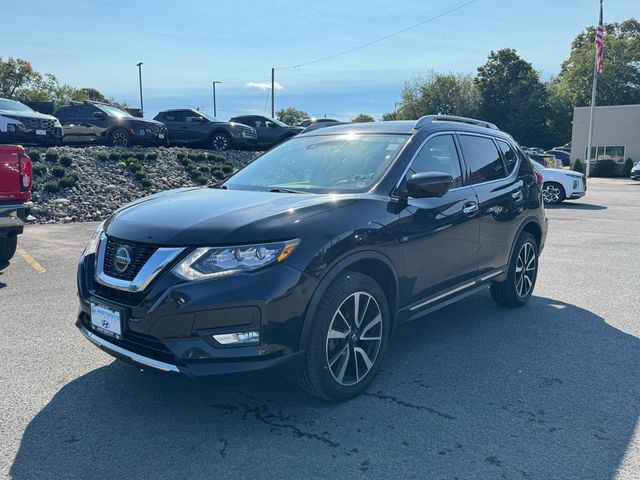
left=571, top=104, right=640, bottom=171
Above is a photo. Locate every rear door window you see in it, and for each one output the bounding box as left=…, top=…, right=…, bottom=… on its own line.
left=497, top=140, right=518, bottom=174
left=459, top=135, right=506, bottom=184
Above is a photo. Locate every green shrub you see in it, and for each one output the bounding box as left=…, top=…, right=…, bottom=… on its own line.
left=179, top=157, right=192, bottom=167
left=127, top=161, right=142, bottom=172
left=198, top=166, right=210, bottom=173
left=623, top=157, right=634, bottom=177
left=212, top=169, right=225, bottom=180
left=194, top=174, right=208, bottom=185
left=96, top=151, right=109, bottom=162
left=209, top=153, right=225, bottom=163
left=51, top=166, right=66, bottom=178
left=28, top=151, right=41, bottom=162
left=134, top=171, right=146, bottom=181
left=116, top=161, right=127, bottom=170
left=59, top=174, right=79, bottom=188
left=31, top=183, right=40, bottom=192
left=32, top=163, right=48, bottom=177
left=108, top=152, right=121, bottom=161
left=592, top=159, right=617, bottom=177
left=146, top=152, right=158, bottom=161
left=59, top=156, right=73, bottom=167
left=141, top=178, right=153, bottom=188
left=572, top=159, right=583, bottom=173
left=134, top=152, right=145, bottom=162
left=176, top=152, right=186, bottom=161
left=221, top=164, right=234, bottom=174
left=45, top=150, right=59, bottom=162
left=43, top=181, right=59, bottom=193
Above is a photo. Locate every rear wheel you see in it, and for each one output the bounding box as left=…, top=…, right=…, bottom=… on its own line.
left=490, top=232, right=538, bottom=307
left=542, top=182, right=565, bottom=205
left=298, top=272, right=390, bottom=401
left=210, top=132, right=231, bottom=151
left=109, top=129, right=131, bottom=148
left=0, top=236, right=18, bottom=263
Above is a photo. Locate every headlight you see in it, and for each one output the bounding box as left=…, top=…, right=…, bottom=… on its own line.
left=84, top=221, right=105, bottom=256
left=573, top=179, right=579, bottom=189
left=173, top=239, right=300, bottom=281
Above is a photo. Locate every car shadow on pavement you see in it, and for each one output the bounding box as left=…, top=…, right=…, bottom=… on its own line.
left=546, top=203, right=607, bottom=211
left=9, top=294, right=640, bottom=479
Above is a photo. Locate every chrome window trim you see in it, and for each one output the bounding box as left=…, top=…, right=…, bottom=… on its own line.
left=79, top=325, right=179, bottom=372
left=94, top=233, right=184, bottom=292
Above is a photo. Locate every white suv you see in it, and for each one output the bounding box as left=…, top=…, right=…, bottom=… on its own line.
left=531, top=159, right=586, bottom=205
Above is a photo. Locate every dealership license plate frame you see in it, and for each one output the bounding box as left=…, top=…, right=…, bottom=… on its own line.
left=90, top=302, right=123, bottom=340
left=35, top=129, right=47, bottom=136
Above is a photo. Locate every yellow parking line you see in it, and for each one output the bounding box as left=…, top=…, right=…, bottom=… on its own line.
left=16, top=246, right=46, bottom=273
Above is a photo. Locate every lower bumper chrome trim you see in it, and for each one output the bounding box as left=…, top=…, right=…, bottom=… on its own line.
left=79, top=325, right=179, bottom=372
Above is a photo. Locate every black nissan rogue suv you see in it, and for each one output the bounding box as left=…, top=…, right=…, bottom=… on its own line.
left=76, top=115, right=548, bottom=401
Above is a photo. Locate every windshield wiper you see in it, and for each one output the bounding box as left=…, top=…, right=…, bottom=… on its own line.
left=269, top=187, right=309, bottom=194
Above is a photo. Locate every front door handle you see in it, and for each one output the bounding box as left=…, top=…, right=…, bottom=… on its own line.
left=462, top=202, right=479, bottom=216
left=512, top=190, right=523, bottom=200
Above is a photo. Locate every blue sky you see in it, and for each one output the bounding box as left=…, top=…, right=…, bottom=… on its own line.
left=2, top=0, right=636, bottom=121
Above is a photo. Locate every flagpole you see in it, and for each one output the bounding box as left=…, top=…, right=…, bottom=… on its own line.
left=585, top=46, right=598, bottom=178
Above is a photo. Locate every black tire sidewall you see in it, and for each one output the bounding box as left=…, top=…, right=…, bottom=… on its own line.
left=507, top=232, right=539, bottom=305
left=0, top=236, right=18, bottom=262
left=305, top=272, right=390, bottom=400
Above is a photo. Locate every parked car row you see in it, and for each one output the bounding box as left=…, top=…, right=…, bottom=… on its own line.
left=0, top=98, right=313, bottom=151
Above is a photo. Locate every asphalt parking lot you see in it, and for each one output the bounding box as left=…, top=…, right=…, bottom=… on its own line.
left=1, top=179, right=639, bottom=480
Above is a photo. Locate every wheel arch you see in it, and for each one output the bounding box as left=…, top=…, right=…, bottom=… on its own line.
left=298, top=251, right=400, bottom=350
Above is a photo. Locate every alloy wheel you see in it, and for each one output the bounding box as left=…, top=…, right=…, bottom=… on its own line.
left=515, top=242, right=536, bottom=298
left=212, top=134, right=229, bottom=150
left=542, top=184, right=561, bottom=204
left=325, top=291, right=383, bottom=386
left=112, top=131, right=130, bottom=147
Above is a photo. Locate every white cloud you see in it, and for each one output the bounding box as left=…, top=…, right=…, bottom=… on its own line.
left=245, top=81, right=285, bottom=91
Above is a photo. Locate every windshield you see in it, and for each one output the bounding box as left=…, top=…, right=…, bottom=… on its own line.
left=98, top=104, right=133, bottom=118
left=0, top=99, right=34, bottom=112
left=224, top=133, right=408, bottom=193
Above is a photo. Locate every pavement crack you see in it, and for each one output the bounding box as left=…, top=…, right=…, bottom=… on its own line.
left=218, top=438, right=228, bottom=458
left=363, top=392, right=455, bottom=420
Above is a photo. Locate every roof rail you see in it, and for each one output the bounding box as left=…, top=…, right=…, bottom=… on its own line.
left=414, top=115, right=498, bottom=130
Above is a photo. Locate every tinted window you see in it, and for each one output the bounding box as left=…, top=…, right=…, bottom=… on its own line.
left=79, top=105, right=98, bottom=118
left=497, top=140, right=518, bottom=173
left=459, top=135, right=506, bottom=184
left=185, top=111, right=205, bottom=123
left=163, top=111, right=186, bottom=122
left=408, top=134, right=463, bottom=188
left=56, top=106, right=81, bottom=121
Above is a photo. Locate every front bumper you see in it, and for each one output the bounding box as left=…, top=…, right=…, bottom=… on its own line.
left=131, top=129, right=168, bottom=146
left=76, top=251, right=316, bottom=381
left=230, top=131, right=258, bottom=149
left=0, top=129, right=63, bottom=146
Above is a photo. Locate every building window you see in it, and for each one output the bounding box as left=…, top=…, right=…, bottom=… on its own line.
left=585, top=145, right=626, bottom=163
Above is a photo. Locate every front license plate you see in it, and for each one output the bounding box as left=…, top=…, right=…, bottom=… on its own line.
left=35, top=129, right=46, bottom=136
left=158, top=133, right=165, bottom=139
left=91, top=302, right=122, bottom=339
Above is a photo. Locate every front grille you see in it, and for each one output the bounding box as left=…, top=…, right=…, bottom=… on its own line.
left=93, top=282, right=146, bottom=306
left=146, top=123, right=166, bottom=135
left=6, top=115, right=57, bottom=134
left=80, top=312, right=175, bottom=364
left=103, top=236, right=158, bottom=281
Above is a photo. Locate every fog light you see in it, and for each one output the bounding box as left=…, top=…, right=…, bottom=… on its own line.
left=7, top=124, right=15, bottom=132
left=213, top=331, right=259, bottom=345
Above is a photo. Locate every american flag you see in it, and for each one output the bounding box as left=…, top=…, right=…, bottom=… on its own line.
left=595, top=1, right=604, bottom=74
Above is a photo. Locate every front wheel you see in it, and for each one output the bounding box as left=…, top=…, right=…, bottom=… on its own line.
left=298, top=272, right=390, bottom=401
left=490, top=232, right=538, bottom=307
left=210, top=132, right=231, bottom=151
left=0, top=236, right=18, bottom=263
left=109, top=129, right=131, bottom=148
left=542, top=182, right=565, bottom=205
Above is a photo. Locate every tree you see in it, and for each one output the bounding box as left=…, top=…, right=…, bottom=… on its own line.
left=77, top=88, right=108, bottom=103
left=0, top=57, right=40, bottom=98
left=476, top=48, right=549, bottom=147
left=381, top=112, right=398, bottom=121
left=554, top=19, right=640, bottom=107
left=351, top=113, right=374, bottom=123
left=393, top=72, right=480, bottom=120
left=276, top=107, right=309, bottom=126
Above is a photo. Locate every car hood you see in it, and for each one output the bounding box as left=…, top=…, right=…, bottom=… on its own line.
left=540, top=167, right=583, bottom=178
left=105, top=187, right=355, bottom=246
left=0, top=109, right=58, bottom=121
left=126, top=117, right=164, bottom=127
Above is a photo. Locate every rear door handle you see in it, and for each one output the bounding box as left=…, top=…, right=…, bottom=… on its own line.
left=462, top=202, right=479, bottom=216
left=512, top=190, right=523, bottom=200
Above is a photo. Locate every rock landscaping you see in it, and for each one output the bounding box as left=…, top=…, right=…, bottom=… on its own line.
left=25, top=146, right=261, bottom=224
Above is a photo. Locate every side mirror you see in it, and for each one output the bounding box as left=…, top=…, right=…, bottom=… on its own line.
left=406, top=172, right=452, bottom=198
left=196, top=117, right=207, bottom=123
left=93, top=111, right=106, bottom=120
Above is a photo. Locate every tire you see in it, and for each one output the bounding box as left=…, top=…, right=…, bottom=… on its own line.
left=298, top=272, right=390, bottom=402
left=0, top=236, right=18, bottom=263
left=210, top=131, right=231, bottom=151
left=542, top=182, right=565, bottom=205
left=490, top=232, right=538, bottom=307
left=109, top=129, right=131, bottom=148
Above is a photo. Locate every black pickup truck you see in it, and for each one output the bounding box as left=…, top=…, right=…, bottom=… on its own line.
left=0, top=145, right=32, bottom=269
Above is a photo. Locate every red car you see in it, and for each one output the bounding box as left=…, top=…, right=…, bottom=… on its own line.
left=0, top=145, right=33, bottom=268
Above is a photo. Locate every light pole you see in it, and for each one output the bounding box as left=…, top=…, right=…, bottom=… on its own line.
left=136, top=62, right=144, bottom=116
left=212, top=81, right=221, bottom=117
